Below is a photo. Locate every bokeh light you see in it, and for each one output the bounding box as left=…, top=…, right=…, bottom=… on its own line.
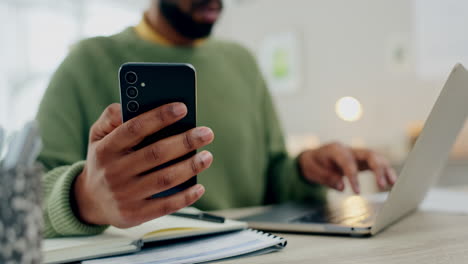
left=335, top=96, right=363, bottom=122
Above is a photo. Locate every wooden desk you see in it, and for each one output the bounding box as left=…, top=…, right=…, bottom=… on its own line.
left=211, top=202, right=468, bottom=263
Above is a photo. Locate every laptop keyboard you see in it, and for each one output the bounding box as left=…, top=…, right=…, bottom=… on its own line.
left=290, top=208, right=329, bottom=224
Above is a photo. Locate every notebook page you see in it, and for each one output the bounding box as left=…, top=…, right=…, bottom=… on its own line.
left=43, top=233, right=133, bottom=252
left=106, top=215, right=246, bottom=241
left=43, top=234, right=139, bottom=264
left=83, top=229, right=286, bottom=264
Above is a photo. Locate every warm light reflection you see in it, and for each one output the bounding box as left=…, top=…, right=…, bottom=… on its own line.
left=335, top=96, right=363, bottom=122
left=340, top=196, right=372, bottom=225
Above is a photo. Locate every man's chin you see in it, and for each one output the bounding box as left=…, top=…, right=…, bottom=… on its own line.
left=185, top=23, right=215, bottom=39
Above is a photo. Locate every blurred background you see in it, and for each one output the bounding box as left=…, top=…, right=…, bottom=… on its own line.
left=1, top=0, right=468, bottom=189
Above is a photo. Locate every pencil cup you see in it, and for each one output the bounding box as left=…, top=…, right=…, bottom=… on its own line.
left=0, top=165, right=43, bottom=264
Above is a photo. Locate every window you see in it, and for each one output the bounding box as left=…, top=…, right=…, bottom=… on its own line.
left=0, top=0, right=146, bottom=130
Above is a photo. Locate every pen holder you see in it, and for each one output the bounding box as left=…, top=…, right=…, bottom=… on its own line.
left=0, top=165, right=43, bottom=264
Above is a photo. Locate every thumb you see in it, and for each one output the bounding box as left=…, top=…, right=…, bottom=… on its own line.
left=89, top=103, right=123, bottom=142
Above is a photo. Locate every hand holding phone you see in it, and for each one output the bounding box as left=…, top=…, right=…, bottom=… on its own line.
left=72, top=63, right=214, bottom=228
left=73, top=103, right=214, bottom=228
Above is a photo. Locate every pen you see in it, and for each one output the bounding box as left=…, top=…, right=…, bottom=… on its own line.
left=172, top=212, right=226, bottom=223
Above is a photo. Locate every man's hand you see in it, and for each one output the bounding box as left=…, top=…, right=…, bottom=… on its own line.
left=298, top=142, right=397, bottom=194
left=73, top=103, right=214, bottom=228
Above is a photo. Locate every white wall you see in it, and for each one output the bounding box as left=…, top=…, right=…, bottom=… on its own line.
left=2, top=0, right=462, bottom=161
left=0, top=0, right=147, bottom=131
left=215, top=0, right=445, bottom=158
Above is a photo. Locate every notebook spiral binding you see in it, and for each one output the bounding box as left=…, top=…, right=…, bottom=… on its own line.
left=247, top=228, right=288, bottom=247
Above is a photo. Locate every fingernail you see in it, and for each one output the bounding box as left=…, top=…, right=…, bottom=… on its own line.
left=199, top=151, right=213, bottom=166
left=195, top=185, right=205, bottom=196
left=335, top=181, right=344, bottom=191
left=171, top=103, right=187, bottom=117
left=194, top=127, right=212, bottom=141
left=391, top=172, right=398, bottom=183
left=379, top=177, right=386, bottom=186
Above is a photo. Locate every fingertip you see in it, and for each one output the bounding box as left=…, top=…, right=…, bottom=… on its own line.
left=352, top=181, right=360, bottom=194
left=106, top=103, right=123, bottom=120
left=390, top=169, right=398, bottom=184
left=201, top=126, right=214, bottom=134
left=336, top=180, right=344, bottom=191
left=378, top=175, right=386, bottom=189
left=198, top=127, right=215, bottom=142
left=172, top=102, right=187, bottom=108
left=170, top=102, right=188, bottom=117
left=199, top=151, right=214, bottom=168
left=109, top=102, right=122, bottom=111
left=346, top=171, right=360, bottom=194
left=383, top=167, right=397, bottom=186
left=194, top=184, right=205, bottom=197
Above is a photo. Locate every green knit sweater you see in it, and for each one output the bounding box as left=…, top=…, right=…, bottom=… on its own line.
left=37, top=28, right=325, bottom=238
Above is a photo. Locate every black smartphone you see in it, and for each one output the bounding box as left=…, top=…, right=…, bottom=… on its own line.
left=119, top=63, right=197, bottom=198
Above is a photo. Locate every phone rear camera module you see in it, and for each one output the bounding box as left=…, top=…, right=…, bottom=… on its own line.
left=125, top=71, right=138, bottom=84
left=126, top=86, right=138, bottom=98
left=127, top=100, right=139, bottom=112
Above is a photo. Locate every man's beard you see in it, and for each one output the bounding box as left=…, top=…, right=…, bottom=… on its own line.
left=159, top=0, right=220, bottom=39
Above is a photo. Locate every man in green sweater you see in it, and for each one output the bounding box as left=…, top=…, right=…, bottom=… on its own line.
left=38, top=0, right=396, bottom=238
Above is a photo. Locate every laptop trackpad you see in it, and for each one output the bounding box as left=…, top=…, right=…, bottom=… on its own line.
left=240, top=202, right=329, bottom=223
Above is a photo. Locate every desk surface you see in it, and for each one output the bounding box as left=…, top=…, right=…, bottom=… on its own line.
left=211, top=201, right=468, bottom=263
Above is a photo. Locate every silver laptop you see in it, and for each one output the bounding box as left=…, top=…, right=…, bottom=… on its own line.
left=241, top=64, right=468, bottom=236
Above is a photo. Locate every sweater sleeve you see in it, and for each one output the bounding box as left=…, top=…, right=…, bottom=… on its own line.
left=42, top=162, right=108, bottom=237
left=260, top=78, right=326, bottom=204
left=37, top=45, right=108, bottom=238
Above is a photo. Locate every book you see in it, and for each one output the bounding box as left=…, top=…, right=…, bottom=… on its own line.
left=43, top=213, right=247, bottom=264
left=82, top=229, right=287, bottom=264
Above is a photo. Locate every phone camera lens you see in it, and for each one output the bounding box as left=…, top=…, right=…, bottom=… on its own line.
left=125, top=71, right=138, bottom=84
left=127, top=101, right=139, bottom=112
left=126, top=86, right=138, bottom=98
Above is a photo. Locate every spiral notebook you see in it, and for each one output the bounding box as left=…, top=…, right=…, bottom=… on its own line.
left=43, top=213, right=248, bottom=264
left=82, top=229, right=287, bottom=264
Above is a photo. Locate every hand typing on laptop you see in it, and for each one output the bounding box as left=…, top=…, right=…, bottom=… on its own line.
left=298, top=142, right=397, bottom=194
